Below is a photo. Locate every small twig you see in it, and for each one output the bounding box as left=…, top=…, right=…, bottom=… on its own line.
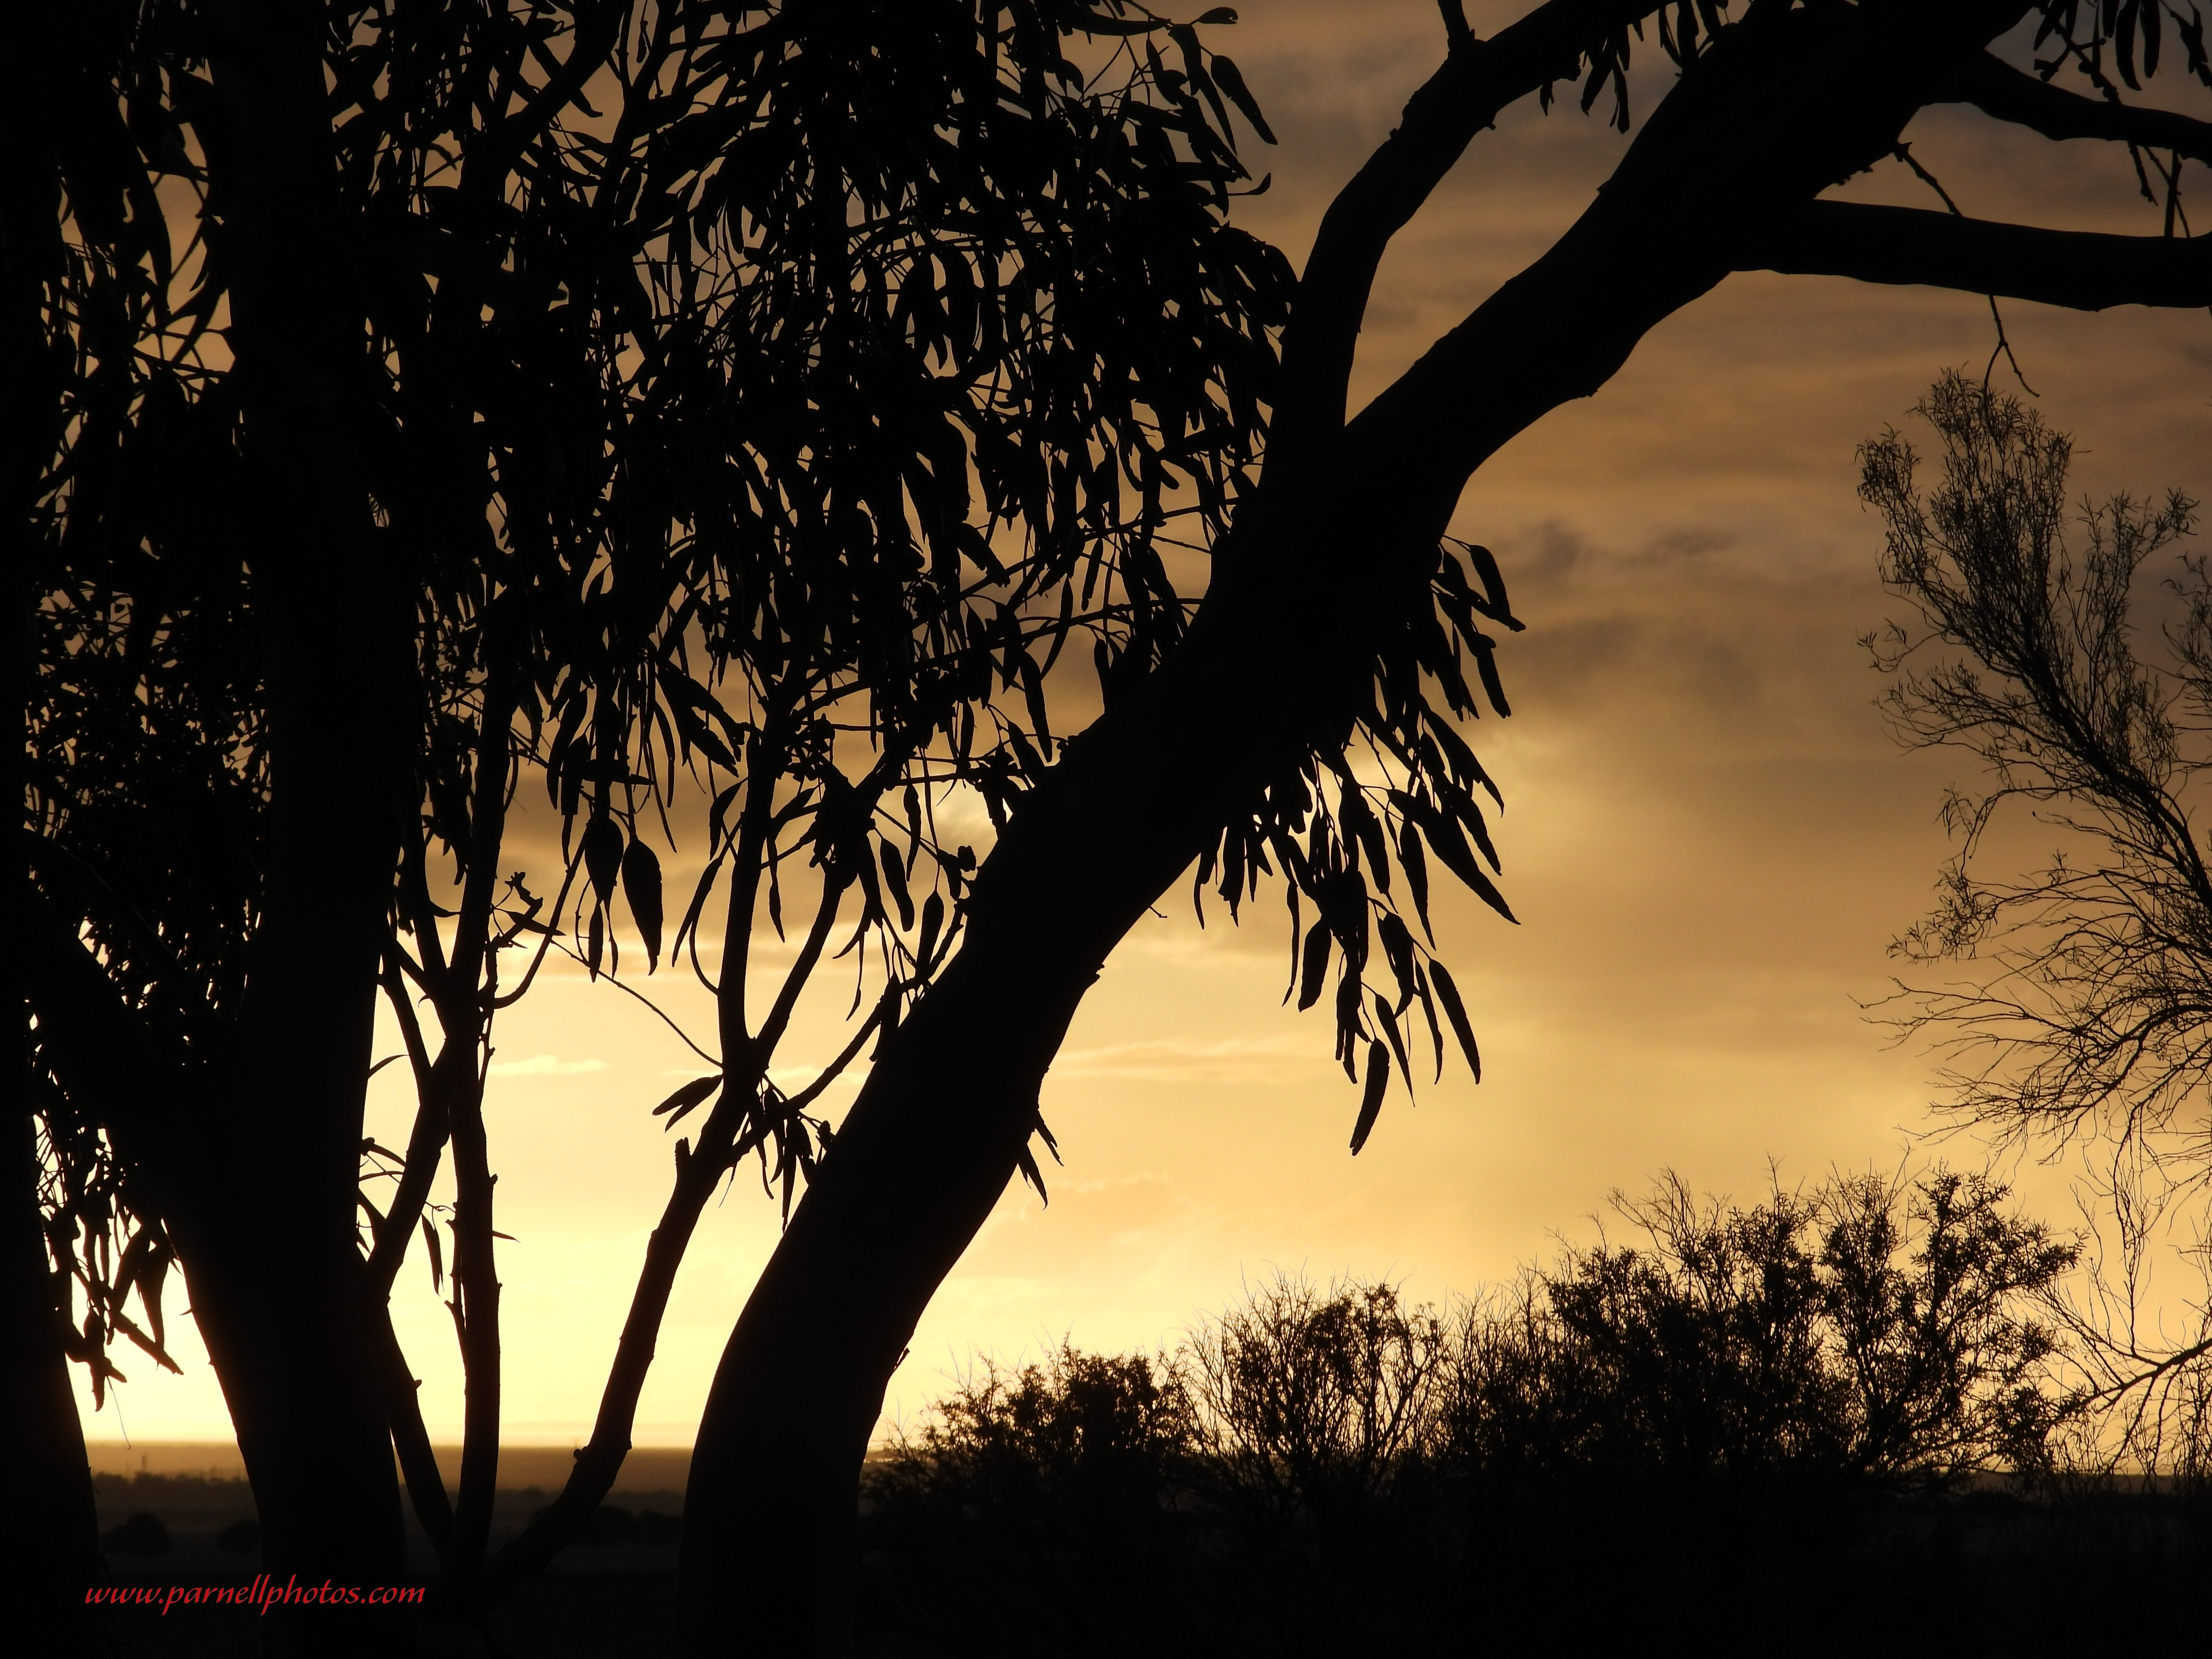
left=1892, top=143, right=2038, bottom=396
left=547, top=936, right=721, bottom=1066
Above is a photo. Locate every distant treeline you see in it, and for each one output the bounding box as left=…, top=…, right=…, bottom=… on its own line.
left=859, top=1170, right=2207, bottom=1658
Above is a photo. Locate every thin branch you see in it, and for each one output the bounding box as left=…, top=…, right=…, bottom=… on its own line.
left=374, top=1303, right=455, bottom=1564
left=1889, top=142, right=2039, bottom=395
left=749, top=871, right=852, bottom=1068
left=490, top=846, right=584, bottom=1010
left=547, top=937, right=721, bottom=1067
left=366, top=951, right=452, bottom=1298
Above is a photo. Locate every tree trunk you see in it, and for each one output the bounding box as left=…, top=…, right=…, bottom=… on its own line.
left=675, top=5, right=2036, bottom=1650
left=31, top=0, right=435, bottom=1635
left=181, top=1223, right=411, bottom=1616
left=180, top=3, right=416, bottom=1640
left=25, top=885, right=413, bottom=1653
left=674, top=486, right=1398, bottom=1650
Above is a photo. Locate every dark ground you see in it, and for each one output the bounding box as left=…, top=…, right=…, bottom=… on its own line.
left=81, top=1472, right=2206, bottom=1657
left=87, top=1472, right=683, bottom=1658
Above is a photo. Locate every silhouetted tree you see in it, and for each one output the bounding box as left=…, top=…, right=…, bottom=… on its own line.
left=678, top=2, right=2210, bottom=1647
left=28, top=0, right=1283, bottom=1640
left=1862, top=372, right=2212, bottom=1481
left=479, top=4, right=1290, bottom=1605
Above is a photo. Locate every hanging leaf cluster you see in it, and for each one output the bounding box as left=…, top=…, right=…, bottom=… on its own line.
left=493, top=1, right=1296, bottom=1197
left=1193, top=540, right=1525, bottom=1155
left=2033, top=0, right=2212, bottom=93
left=30, top=1075, right=182, bottom=1410
left=27, top=1, right=265, bottom=1056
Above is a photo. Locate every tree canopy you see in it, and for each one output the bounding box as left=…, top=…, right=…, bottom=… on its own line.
left=28, top=0, right=1294, bottom=1636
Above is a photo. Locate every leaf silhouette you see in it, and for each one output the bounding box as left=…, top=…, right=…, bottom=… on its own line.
left=1297, top=918, right=1333, bottom=1011
left=653, top=1075, right=723, bottom=1128
left=622, top=840, right=664, bottom=972
left=1428, top=961, right=1482, bottom=1085
left=583, top=817, right=625, bottom=908
left=1209, top=55, right=1276, bottom=145
left=1349, top=1041, right=1389, bottom=1154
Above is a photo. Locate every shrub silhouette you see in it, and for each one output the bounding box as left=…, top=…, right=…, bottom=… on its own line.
left=862, top=1169, right=2091, bottom=1657
left=866, top=1345, right=1198, bottom=1656
left=1190, top=1276, right=1443, bottom=1518
left=1180, top=1277, right=1448, bottom=1654
left=1445, top=1170, right=2076, bottom=1505
left=1429, top=1170, right=2083, bottom=1647
left=215, top=1518, right=261, bottom=1556
left=578, top=1504, right=637, bottom=1546
left=635, top=1510, right=682, bottom=1547
left=101, top=1513, right=169, bottom=1559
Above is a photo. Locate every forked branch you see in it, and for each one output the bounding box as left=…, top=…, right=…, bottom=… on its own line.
left=1279, top=0, right=1672, bottom=446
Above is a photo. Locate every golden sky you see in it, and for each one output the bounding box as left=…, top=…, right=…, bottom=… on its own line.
left=81, top=1, right=2212, bottom=1448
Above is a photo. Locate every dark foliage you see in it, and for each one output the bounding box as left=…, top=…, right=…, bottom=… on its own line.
left=579, top=1504, right=637, bottom=1547
left=867, top=1346, right=1200, bottom=1657
left=27, top=0, right=1280, bottom=1385
left=1450, top=1169, right=2078, bottom=1498
left=548, top=1501, right=681, bottom=1547
left=860, top=1170, right=2124, bottom=1657
left=1862, top=374, right=2212, bottom=1478
left=100, top=1511, right=170, bottom=1558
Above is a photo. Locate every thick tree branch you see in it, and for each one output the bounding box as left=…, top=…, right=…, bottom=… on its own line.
left=1279, top=0, right=1668, bottom=447
left=1934, top=49, right=2212, bottom=165
left=1332, top=0, right=2037, bottom=536
left=1745, top=201, right=2212, bottom=310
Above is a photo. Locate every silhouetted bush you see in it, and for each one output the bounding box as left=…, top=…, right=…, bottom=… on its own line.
left=1190, top=1275, right=1443, bottom=1513
left=1179, top=1276, right=1448, bottom=1653
left=578, top=1504, right=637, bottom=1546
left=866, top=1344, right=1200, bottom=1656
left=101, top=1513, right=169, bottom=1558
left=858, top=1168, right=2129, bottom=1658
left=1429, top=1169, right=2085, bottom=1645
left=1445, top=1170, right=2075, bottom=1507
left=215, top=1517, right=261, bottom=1555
